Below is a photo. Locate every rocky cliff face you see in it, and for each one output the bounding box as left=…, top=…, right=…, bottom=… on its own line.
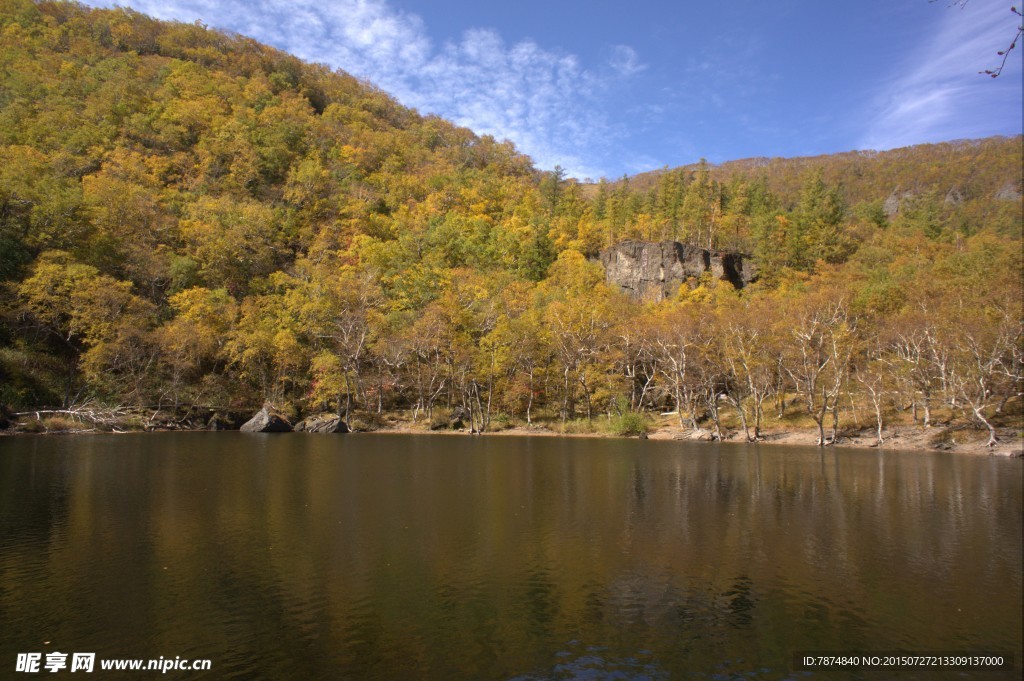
left=599, top=241, right=756, bottom=301
left=995, top=181, right=1022, bottom=202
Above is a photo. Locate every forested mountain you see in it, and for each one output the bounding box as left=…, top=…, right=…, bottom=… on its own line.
left=581, top=137, right=1022, bottom=259
left=597, top=138, right=1022, bottom=207
left=1, top=1, right=1020, bottom=445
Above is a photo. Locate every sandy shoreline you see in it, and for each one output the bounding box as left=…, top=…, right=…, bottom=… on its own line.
left=365, top=421, right=1023, bottom=457
left=4, top=414, right=1021, bottom=457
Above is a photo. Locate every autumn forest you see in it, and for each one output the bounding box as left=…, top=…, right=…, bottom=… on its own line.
left=1, top=0, right=1021, bottom=447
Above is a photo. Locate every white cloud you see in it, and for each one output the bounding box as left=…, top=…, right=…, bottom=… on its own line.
left=83, top=0, right=638, bottom=178
left=609, top=45, right=647, bottom=77
left=861, top=0, right=1023, bottom=150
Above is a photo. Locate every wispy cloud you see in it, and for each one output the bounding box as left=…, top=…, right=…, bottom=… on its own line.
left=860, top=0, right=1023, bottom=150
left=609, top=45, right=647, bottom=77
left=83, top=0, right=637, bottom=178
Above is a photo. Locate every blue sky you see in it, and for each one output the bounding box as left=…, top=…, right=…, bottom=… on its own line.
left=83, top=0, right=1023, bottom=180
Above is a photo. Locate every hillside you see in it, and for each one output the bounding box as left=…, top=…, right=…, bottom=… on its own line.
left=0, top=1, right=1020, bottom=449
left=596, top=137, right=1022, bottom=212
left=580, top=137, right=1022, bottom=254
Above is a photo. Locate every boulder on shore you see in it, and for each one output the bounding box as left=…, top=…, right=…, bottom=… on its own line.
left=686, top=428, right=716, bottom=441
left=240, top=407, right=292, bottom=433
left=449, top=405, right=471, bottom=430
left=207, top=412, right=246, bottom=431
left=294, top=414, right=350, bottom=433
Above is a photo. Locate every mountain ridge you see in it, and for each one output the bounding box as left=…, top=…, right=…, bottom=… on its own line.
left=582, top=136, right=1023, bottom=209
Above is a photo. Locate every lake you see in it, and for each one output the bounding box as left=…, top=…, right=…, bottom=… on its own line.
left=0, top=433, right=1020, bottom=679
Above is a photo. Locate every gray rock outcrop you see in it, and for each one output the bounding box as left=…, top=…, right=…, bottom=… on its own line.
left=240, top=407, right=293, bottom=433
left=995, top=182, right=1022, bottom=202
left=944, top=187, right=964, bottom=205
left=599, top=240, right=756, bottom=301
left=883, top=189, right=915, bottom=217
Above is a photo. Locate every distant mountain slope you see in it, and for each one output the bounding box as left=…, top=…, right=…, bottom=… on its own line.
left=573, top=135, right=1021, bottom=261
left=593, top=137, right=1022, bottom=209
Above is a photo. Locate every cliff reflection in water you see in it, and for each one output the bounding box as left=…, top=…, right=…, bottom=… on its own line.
left=0, top=434, right=1020, bottom=680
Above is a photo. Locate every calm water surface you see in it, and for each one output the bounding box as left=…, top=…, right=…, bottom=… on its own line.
left=0, top=433, right=1020, bottom=680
